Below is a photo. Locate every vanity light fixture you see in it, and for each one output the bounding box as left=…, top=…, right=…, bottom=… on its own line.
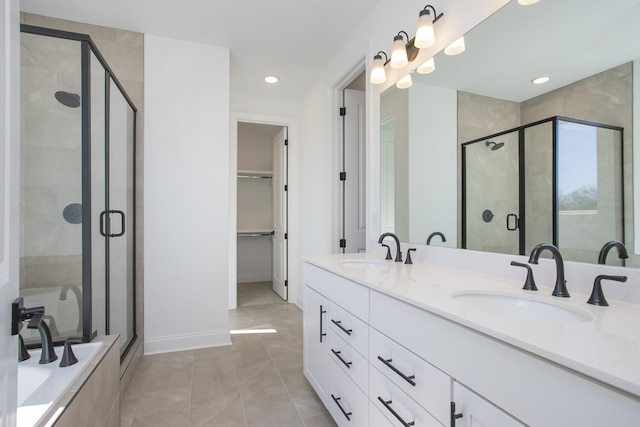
left=370, top=51, right=388, bottom=84
left=444, top=36, right=466, bottom=55
left=417, top=57, right=436, bottom=74
left=264, top=76, right=278, bottom=84
left=532, top=76, right=550, bottom=84
left=396, top=73, right=413, bottom=89
left=415, top=5, right=444, bottom=49
left=390, top=31, right=411, bottom=68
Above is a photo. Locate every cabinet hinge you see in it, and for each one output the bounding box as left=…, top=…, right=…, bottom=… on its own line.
left=339, top=172, right=346, bottom=181
left=339, top=239, right=346, bottom=248
left=339, top=107, right=346, bottom=116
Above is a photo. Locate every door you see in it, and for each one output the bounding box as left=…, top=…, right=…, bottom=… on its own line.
left=341, top=88, right=366, bottom=253
left=452, top=382, right=525, bottom=427
left=1, top=1, right=20, bottom=423
left=272, top=127, right=288, bottom=299
left=303, top=286, right=328, bottom=401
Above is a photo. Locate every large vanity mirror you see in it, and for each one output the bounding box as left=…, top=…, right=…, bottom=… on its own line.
left=380, top=0, right=640, bottom=265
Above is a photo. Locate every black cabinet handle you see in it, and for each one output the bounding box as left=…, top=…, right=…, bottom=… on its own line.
left=377, top=356, right=416, bottom=386
left=331, top=349, right=352, bottom=369
left=331, top=394, right=352, bottom=421
left=319, top=305, right=327, bottom=343
left=450, top=402, right=463, bottom=426
left=331, top=319, right=353, bottom=336
left=377, top=396, right=415, bottom=426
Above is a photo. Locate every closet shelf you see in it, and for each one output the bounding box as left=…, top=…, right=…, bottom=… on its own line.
left=237, top=170, right=273, bottom=179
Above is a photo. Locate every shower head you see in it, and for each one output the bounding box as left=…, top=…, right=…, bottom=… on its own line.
left=485, top=140, right=505, bottom=151
left=54, top=91, right=80, bottom=108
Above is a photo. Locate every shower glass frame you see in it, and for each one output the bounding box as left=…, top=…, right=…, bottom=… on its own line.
left=461, top=115, right=624, bottom=259
left=20, top=25, right=137, bottom=359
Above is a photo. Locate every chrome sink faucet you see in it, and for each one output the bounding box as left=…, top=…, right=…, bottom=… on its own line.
left=528, top=243, right=570, bottom=298
left=597, top=240, right=628, bottom=265
left=378, top=232, right=402, bottom=262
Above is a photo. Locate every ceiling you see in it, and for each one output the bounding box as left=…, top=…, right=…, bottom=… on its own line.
left=414, top=0, right=640, bottom=102
left=20, top=0, right=382, bottom=107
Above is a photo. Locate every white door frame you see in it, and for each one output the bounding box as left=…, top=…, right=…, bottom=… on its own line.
left=330, top=57, right=367, bottom=254
left=229, top=112, right=296, bottom=310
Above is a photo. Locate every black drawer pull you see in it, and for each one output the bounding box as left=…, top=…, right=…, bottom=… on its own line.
left=331, top=319, right=353, bottom=336
left=319, top=305, right=326, bottom=343
left=331, top=394, right=352, bottom=421
left=450, top=402, right=463, bottom=426
left=331, top=349, right=353, bottom=369
left=378, top=396, right=415, bottom=426
left=377, top=356, right=416, bottom=386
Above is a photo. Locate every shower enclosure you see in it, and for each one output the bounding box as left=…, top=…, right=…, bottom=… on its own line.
left=462, top=116, right=624, bottom=264
left=20, top=26, right=136, bottom=357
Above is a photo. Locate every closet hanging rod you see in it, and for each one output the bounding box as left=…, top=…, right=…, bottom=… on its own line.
left=237, top=174, right=272, bottom=179
left=237, top=231, right=275, bottom=237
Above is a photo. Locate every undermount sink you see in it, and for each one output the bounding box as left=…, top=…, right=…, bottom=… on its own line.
left=340, top=259, right=392, bottom=269
left=452, top=290, right=593, bottom=323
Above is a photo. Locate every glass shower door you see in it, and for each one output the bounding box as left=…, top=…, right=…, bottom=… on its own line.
left=463, top=131, right=520, bottom=254
left=107, top=78, right=136, bottom=354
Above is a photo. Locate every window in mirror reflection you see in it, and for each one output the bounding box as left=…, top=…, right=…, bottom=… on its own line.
left=558, top=122, right=598, bottom=212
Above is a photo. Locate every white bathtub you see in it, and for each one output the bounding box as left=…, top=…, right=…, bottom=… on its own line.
left=17, top=341, right=103, bottom=427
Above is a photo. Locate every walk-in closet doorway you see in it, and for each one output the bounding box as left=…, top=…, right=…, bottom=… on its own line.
left=235, top=122, right=289, bottom=307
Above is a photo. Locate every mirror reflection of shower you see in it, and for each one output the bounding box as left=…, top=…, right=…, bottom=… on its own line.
left=485, top=140, right=505, bottom=151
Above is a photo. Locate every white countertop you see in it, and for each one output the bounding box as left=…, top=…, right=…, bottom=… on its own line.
left=304, top=253, right=640, bottom=398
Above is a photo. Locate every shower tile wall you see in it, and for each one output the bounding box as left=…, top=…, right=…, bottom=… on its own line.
left=458, top=62, right=632, bottom=259
left=21, top=12, right=145, bottom=391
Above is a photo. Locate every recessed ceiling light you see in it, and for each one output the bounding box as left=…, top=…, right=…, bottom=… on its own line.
left=264, top=76, right=278, bottom=84
left=532, top=76, right=550, bottom=85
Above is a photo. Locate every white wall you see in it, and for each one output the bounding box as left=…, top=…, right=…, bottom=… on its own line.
left=144, top=34, right=230, bottom=354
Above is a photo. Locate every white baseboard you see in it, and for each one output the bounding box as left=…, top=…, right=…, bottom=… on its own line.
left=143, top=330, right=231, bottom=355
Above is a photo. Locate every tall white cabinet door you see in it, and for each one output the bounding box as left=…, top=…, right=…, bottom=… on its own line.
left=343, top=89, right=366, bottom=253
left=0, top=1, right=20, bottom=424
left=303, top=286, right=328, bottom=402
left=453, top=382, right=525, bottom=427
left=272, top=127, right=288, bottom=299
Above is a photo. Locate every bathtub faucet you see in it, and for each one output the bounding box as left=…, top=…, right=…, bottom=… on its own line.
left=11, top=297, right=58, bottom=364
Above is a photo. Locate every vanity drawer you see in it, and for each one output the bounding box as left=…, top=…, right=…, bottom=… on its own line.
left=370, top=366, right=443, bottom=427
left=370, top=328, right=451, bottom=424
left=304, top=263, right=369, bottom=321
left=328, top=330, right=368, bottom=393
left=328, top=358, right=369, bottom=427
left=328, top=302, right=369, bottom=357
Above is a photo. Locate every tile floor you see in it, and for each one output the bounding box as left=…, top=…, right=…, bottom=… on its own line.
left=120, top=282, right=337, bottom=427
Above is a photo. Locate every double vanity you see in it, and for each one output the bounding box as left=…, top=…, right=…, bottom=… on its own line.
left=303, top=252, right=640, bottom=426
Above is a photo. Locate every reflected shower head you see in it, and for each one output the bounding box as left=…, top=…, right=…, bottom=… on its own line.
left=54, top=91, right=80, bottom=108
left=485, top=140, right=505, bottom=151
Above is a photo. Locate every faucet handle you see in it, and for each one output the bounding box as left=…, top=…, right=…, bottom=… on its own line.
left=381, top=244, right=392, bottom=260
left=587, top=275, right=627, bottom=306
left=510, top=261, right=538, bottom=291
left=405, top=248, right=416, bottom=264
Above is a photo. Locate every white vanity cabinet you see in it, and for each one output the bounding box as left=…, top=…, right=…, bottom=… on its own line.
left=303, top=285, right=328, bottom=399
left=452, top=382, right=524, bottom=427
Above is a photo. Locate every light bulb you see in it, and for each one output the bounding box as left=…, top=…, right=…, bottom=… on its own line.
left=370, top=54, right=387, bottom=84
left=444, top=36, right=465, bottom=55
left=417, top=57, right=435, bottom=74
left=518, top=0, right=540, bottom=5
left=396, top=74, right=413, bottom=89
left=390, top=35, right=409, bottom=69
left=415, top=10, right=435, bottom=49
